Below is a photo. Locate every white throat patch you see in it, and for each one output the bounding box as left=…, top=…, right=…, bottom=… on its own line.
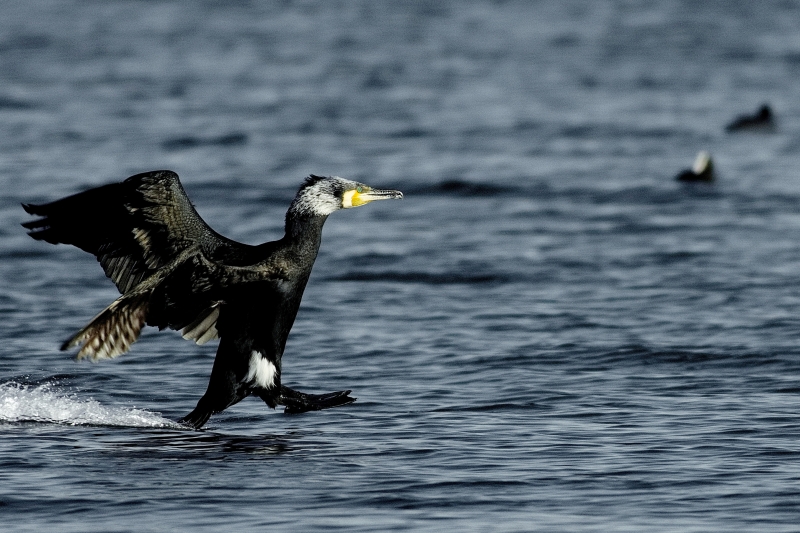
left=245, top=351, right=277, bottom=389
left=291, top=178, right=344, bottom=217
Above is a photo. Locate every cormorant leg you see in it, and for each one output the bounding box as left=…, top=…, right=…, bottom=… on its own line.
left=179, top=338, right=250, bottom=429
left=180, top=378, right=252, bottom=429
left=277, top=385, right=356, bottom=414
left=180, top=383, right=253, bottom=429
left=179, top=397, right=216, bottom=429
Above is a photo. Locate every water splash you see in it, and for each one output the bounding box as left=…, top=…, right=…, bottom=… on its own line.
left=0, top=381, right=181, bottom=428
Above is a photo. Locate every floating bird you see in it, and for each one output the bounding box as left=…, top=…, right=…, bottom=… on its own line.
left=22, top=171, right=403, bottom=428
left=676, top=151, right=715, bottom=182
left=725, top=104, right=775, bottom=132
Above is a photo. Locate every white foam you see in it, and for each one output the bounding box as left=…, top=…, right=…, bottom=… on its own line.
left=0, top=382, right=181, bottom=428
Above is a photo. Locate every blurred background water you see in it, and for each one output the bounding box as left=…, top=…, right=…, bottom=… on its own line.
left=2, top=1, right=800, bottom=531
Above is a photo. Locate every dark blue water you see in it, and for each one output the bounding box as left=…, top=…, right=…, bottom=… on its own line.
left=3, top=1, right=800, bottom=531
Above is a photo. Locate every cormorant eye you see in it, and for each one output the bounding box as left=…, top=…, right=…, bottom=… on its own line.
left=356, top=186, right=363, bottom=193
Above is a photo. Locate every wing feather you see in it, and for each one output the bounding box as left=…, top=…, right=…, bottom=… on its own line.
left=61, top=249, right=289, bottom=360
left=23, top=171, right=291, bottom=360
left=22, top=170, right=242, bottom=294
left=181, top=303, right=222, bottom=345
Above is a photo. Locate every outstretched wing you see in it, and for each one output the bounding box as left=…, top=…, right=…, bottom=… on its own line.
left=62, top=248, right=291, bottom=361
left=22, top=170, right=241, bottom=294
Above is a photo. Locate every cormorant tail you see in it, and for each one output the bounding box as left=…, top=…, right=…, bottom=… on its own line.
left=278, top=386, right=356, bottom=414
left=61, top=291, right=150, bottom=361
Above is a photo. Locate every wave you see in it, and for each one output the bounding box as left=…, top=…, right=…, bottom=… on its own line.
left=0, top=96, right=36, bottom=110
left=0, top=381, right=181, bottom=428
left=326, top=271, right=509, bottom=284
left=161, top=132, right=248, bottom=151
left=401, top=179, right=518, bottom=197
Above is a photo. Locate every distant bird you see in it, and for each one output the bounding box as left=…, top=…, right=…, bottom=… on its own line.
left=22, top=171, right=403, bottom=429
left=725, top=104, right=776, bottom=132
left=676, top=151, right=715, bottom=182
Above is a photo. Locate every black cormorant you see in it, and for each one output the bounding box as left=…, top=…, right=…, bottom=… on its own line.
left=676, top=151, right=714, bottom=182
left=725, top=104, right=775, bottom=132
left=22, top=171, right=403, bottom=428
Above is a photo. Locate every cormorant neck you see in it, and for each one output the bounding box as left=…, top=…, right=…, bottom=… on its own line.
left=284, top=211, right=329, bottom=250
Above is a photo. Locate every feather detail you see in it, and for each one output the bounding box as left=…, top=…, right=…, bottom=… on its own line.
left=181, top=303, right=222, bottom=345
left=62, top=292, right=150, bottom=361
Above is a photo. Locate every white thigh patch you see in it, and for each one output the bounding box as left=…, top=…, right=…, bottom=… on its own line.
left=245, top=351, right=277, bottom=389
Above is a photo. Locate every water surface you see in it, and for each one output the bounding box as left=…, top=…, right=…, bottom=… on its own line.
left=3, top=1, right=800, bottom=531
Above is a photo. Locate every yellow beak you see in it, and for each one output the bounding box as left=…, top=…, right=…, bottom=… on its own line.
left=344, top=186, right=404, bottom=208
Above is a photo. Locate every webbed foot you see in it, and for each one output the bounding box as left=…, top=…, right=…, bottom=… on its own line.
left=278, top=386, right=356, bottom=414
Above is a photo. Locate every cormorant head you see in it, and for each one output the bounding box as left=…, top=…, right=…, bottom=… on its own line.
left=289, top=175, right=403, bottom=218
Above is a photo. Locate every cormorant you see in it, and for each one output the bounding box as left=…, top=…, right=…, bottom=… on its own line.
left=676, top=151, right=714, bottom=182
left=21, top=171, right=403, bottom=429
left=725, top=104, right=775, bottom=132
